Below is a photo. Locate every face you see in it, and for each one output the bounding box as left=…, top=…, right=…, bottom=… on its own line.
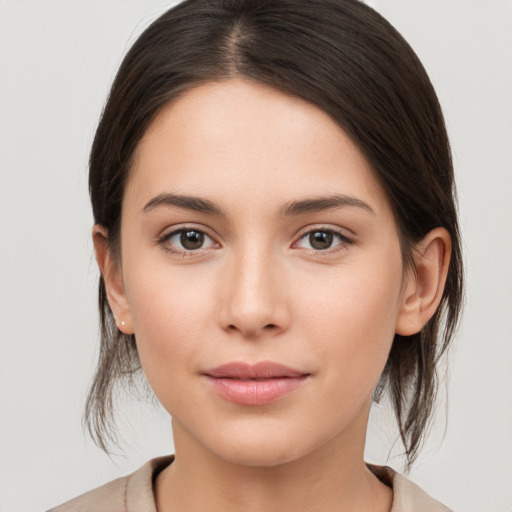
left=111, top=79, right=410, bottom=466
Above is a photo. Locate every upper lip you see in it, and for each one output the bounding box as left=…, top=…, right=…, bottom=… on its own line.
left=204, top=361, right=309, bottom=380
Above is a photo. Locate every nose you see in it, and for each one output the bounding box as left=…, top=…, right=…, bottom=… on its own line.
left=218, top=245, right=290, bottom=340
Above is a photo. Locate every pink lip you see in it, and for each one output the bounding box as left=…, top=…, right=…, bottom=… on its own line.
left=203, top=362, right=310, bottom=406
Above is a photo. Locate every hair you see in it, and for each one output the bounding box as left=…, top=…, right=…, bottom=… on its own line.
left=85, top=0, right=463, bottom=468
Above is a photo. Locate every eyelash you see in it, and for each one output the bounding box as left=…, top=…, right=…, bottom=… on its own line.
left=157, top=226, right=354, bottom=256
left=294, top=227, right=353, bottom=254
left=157, top=226, right=218, bottom=256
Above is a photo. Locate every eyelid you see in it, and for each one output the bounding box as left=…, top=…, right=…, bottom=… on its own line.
left=155, top=223, right=354, bottom=256
left=292, top=225, right=354, bottom=252
left=157, top=224, right=221, bottom=255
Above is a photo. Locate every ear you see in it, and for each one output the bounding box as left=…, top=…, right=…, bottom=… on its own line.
left=395, top=227, right=452, bottom=336
left=92, top=225, right=134, bottom=335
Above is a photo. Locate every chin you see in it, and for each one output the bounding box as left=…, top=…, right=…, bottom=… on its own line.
left=202, top=423, right=320, bottom=468
left=217, top=442, right=305, bottom=468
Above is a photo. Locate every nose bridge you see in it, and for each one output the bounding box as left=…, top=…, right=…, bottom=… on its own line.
left=220, top=237, right=287, bottom=338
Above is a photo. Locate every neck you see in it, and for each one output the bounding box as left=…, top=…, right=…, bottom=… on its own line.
left=155, top=417, right=392, bottom=512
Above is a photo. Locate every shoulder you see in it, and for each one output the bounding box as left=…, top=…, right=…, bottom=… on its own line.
left=47, top=456, right=173, bottom=512
left=368, top=464, right=453, bottom=512
left=47, top=474, right=129, bottom=512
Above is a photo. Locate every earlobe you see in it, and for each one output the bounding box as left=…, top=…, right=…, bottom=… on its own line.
left=92, top=225, right=134, bottom=334
left=395, top=227, right=452, bottom=336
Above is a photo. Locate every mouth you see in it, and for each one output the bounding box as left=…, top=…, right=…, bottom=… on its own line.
left=202, top=361, right=310, bottom=406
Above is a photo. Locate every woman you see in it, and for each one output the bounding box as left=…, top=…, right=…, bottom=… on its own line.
left=49, top=0, right=463, bottom=510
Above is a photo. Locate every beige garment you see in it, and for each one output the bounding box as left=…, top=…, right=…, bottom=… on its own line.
left=48, top=455, right=453, bottom=512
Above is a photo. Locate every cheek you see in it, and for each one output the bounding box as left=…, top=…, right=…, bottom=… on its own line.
left=123, top=258, right=217, bottom=388
left=296, top=252, right=403, bottom=398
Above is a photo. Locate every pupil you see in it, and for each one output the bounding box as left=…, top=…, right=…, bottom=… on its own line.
left=181, top=230, right=204, bottom=250
left=310, top=231, right=333, bottom=250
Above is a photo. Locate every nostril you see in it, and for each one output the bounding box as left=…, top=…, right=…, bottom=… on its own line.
left=226, top=323, right=276, bottom=335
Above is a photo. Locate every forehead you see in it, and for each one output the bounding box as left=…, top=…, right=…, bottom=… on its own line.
left=127, top=79, right=390, bottom=217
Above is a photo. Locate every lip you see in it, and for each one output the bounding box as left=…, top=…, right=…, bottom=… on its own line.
left=203, top=361, right=310, bottom=406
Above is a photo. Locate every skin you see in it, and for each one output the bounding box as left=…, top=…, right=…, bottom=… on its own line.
left=95, top=79, right=451, bottom=512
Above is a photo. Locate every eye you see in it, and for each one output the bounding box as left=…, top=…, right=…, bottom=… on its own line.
left=294, top=229, right=351, bottom=251
left=159, top=228, right=218, bottom=253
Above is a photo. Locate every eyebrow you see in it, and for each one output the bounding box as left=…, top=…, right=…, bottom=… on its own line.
left=141, top=192, right=375, bottom=217
left=278, top=194, right=375, bottom=217
left=142, top=193, right=227, bottom=217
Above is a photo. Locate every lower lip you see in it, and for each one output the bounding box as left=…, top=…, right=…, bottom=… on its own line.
left=204, top=376, right=308, bottom=405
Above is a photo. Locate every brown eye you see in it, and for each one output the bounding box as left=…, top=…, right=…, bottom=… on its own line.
left=160, top=228, right=217, bottom=254
left=180, top=230, right=204, bottom=250
left=295, top=228, right=352, bottom=252
left=309, top=231, right=333, bottom=250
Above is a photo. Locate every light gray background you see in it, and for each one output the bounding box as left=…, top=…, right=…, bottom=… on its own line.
left=1, top=1, right=511, bottom=511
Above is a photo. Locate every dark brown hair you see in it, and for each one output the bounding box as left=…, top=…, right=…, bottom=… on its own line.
left=85, top=0, right=463, bottom=468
